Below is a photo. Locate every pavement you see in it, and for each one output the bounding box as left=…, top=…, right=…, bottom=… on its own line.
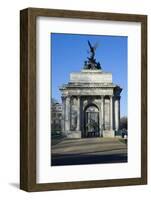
left=51, top=137, right=127, bottom=166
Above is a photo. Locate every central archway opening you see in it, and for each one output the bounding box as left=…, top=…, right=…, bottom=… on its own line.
left=84, top=104, right=100, bottom=138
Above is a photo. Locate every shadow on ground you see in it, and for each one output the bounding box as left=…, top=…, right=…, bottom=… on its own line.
left=51, top=137, right=127, bottom=166
left=51, top=152, right=127, bottom=166
left=51, top=134, right=66, bottom=146
left=9, top=183, right=19, bottom=189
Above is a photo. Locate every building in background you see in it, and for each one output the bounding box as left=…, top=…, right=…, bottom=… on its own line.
left=51, top=99, right=62, bottom=133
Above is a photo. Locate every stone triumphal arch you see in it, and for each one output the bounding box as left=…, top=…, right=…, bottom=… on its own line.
left=59, top=41, right=122, bottom=138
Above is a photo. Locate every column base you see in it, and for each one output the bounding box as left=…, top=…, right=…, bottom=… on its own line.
left=102, top=130, right=115, bottom=138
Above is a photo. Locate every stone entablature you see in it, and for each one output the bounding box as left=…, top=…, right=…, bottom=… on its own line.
left=60, top=87, right=118, bottom=96
left=70, top=70, right=112, bottom=84
left=60, top=69, right=122, bottom=138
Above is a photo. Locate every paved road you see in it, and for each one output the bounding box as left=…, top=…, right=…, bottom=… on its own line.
left=51, top=137, right=127, bottom=166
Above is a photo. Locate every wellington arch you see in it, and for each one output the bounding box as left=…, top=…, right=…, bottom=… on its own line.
left=59, top=41, right=122, bottom=138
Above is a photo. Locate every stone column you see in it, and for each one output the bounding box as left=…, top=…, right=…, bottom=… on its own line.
left=118, top=97, right=120, bottom=129
left=114, top=97, right=120, bottom=131
left=65, top=96, right=70, bottom=131
left=110, top=96, right=113, bottom=130
left=80, top=98, right=84, bottom=136
left=100, top=96, right=104, bottom=134
left=101, top=96, right=104, bottom=125
left=76, top=96, right=80, bottom=131
left=61, top=96, right=65, bottom=132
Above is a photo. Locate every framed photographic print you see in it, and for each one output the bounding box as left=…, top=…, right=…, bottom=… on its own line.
left=20, top=8, right=147, bottom=191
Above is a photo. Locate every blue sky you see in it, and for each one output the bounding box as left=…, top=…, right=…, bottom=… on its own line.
left=51, top=33, right=127, bottom=117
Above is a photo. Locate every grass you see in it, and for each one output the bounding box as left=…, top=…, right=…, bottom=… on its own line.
left=51, top=131, right=66, bottom=145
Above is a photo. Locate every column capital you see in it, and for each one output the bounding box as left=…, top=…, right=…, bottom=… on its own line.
left=114, top=96, right=121, bottom=100
left=61, top=96, right=66, bottom=100
left=66, top=95, right=71, bottom=100
left=62, top=95, right=71, bottom=99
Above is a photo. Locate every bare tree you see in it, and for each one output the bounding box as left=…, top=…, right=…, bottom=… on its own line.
left=120, top=116, right=127, bottom=130
left=51, top=98, right=58, bottom=105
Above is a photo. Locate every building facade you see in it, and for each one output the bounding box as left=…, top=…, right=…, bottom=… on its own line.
left=51, top=101, right=62, bottom=133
